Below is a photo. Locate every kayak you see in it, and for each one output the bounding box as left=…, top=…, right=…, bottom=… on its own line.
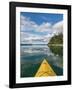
left=35, top=59, right=56, bottom=77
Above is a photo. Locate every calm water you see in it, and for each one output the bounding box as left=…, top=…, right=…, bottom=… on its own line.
left=20, top=45, right=63, bottom=77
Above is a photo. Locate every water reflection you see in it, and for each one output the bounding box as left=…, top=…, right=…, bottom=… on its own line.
left=49, top=45, right=63, bottom=56
left=21, top=45, right=63, bottom=77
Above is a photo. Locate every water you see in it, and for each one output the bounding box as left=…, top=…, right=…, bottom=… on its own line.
left=20, top=45, right=63, bottom=77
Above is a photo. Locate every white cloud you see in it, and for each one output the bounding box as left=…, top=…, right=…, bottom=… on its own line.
left=37, top=22, right=52, bottom=32
left=20, top=15, right=63, bottom=44
left=53, top=21, right=63, bottom=30
left=53, top=21, right=63, bottom=35
left=20, top=15, right=52, bottom=33
left=20, top=15, right=38, bottom=32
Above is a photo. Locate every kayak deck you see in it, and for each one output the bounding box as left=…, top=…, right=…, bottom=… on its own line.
left=35, top=59, right=56, bottom=77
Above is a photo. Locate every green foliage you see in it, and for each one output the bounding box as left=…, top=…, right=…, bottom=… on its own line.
left=49, top=46, right=63, bottom=56
left=48, top=33, right=63, bottom=56
left=48, top=33, right=63, bottom=44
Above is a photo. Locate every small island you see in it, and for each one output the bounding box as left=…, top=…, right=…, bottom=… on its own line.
left=48, top=33, right=63, bottom=56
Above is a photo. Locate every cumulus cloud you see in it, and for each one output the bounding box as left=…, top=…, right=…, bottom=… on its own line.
left=20, top=15, right=63, bottom=44
left=20, top=15, right=38, bottom=32
left=37, top=22, right=52, bottom=32
left=53, top=21, right=63, bottom=35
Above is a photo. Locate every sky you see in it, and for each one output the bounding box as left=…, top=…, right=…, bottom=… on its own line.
left=20, top=12, right=63, bottom=44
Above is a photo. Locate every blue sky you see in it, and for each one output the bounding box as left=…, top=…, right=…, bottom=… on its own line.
left=21, top=12, right=63, bottom=25
left=20, top=12, right=63, bottom=44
